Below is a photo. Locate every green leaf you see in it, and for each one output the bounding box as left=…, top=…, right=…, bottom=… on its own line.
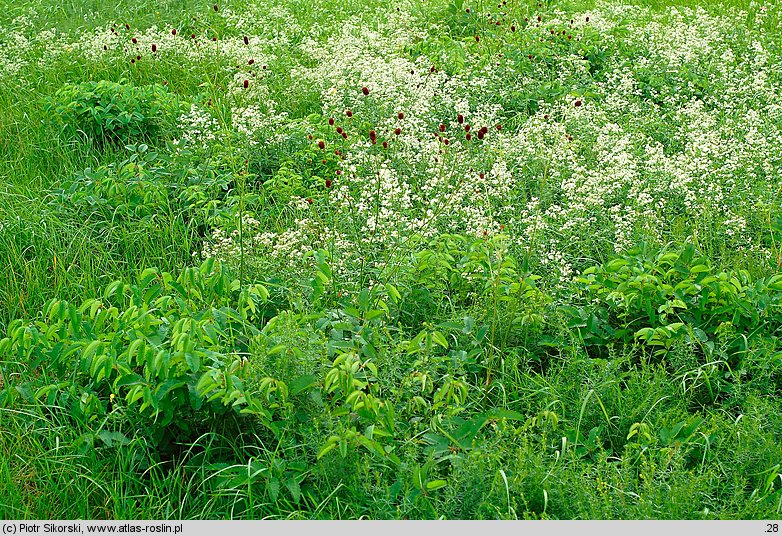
left=426, top=479, right=447, bottom=491
left=290, top=375, right=318, bottom=396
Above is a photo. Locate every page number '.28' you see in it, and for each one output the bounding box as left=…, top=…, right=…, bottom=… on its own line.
left=767, top=524, right=779, bottom=533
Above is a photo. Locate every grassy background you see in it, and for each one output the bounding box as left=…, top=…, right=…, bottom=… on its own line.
left=1, top=0, right=781, bottom=519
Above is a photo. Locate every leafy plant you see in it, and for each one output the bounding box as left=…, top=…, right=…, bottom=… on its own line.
left=0, top=259, right=277, bottom=448
left=47, top=79, right=184, bottom=146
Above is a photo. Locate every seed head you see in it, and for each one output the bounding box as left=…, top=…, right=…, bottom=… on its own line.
left=457, top=114, right=464, bottom=124
left=325, top=179, right=333, bottom=188
left=511, top=25, right=516, bottom=32
left=439, top=124, right=446, bottom=132
left=464, top=124, right=471, bottom=132
left=362, top=86, right=369, bottom=95
left=243, top=35, right=249, bottom=45
left=382, top=141, right=388, bottom=149
left=248, top=58, right=254, bottom=64
left=394, top=127, right=401, bottom=135
left=466, top=132, right=472, bottom=141
left=397, top=112, right=404, bottom=120
left=213, top=4, right=218, bottom=11
left=574, top=99, right=582, bottom=107
left=475, top=35, right=480, bottom=42
left=336, top=126, right=343, bottom=134
left=328, top=117, right=334, bottom=126
left=171, top=28, right=177, bottom=35
left=151, top=43, right=157, bottom=52
left=346, top=109, right=353, bottom=117
left=132, top=37, right=138, bottom=44
left=318, top=140, right=325, bottom=149
left=243, top=79, right=249, bottom=89
left=103, top=44, right=108, bottom=50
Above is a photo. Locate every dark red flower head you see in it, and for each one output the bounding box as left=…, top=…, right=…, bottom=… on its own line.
left=171, top=28, right=177, bottom=35
left=336, top=126, right=343, bottom=134
left=346, top=109, right=353, bottom=117
left=318, top=140, right=325, bottom=149
left=307, top=198, right=313, bottom=205
left=466, top=132, right=472, bottom=141
left=574, top=99, right=582, bottom=107
left=325, top=179, right=333, bottom=188
left=151, top=43, right=157, bottom=52
left=248, top=58, right=254, bottom=64
left=394, top=127, right=401, bottom=135
left=457, top=114, right=464, bottom=124
left=132, top=37, right=137, bottom=44
left=397, top=112, right=404, bottom=120
left=328, top=117, right=334, bottom=126
left=243, top=79, right=249, bottom=89
left=362, top=86, right=370, bottom=95
left=103, top=44, right=108, bottom=50
left=369, top=129, right=377, bottom=141
left=439, top=123, right=446, bottom=132
left=511, top=25, right=516, bottom=32
left=214, top=4, right=218, bottom=11
left=382, top=141, right=388, bottom=149
left=464, top=124, right=471, bottom=132
left=243, top=35, right=249, bottom=44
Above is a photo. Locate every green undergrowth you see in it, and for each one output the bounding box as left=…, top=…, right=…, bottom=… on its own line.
left=1, top=0, right=781, bottom=521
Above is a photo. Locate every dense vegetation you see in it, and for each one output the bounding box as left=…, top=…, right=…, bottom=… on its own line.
left=1, top=0, right=781, bottom=519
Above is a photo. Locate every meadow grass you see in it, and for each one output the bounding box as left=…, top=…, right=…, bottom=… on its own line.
left=0, top=0, right=781, bottom=520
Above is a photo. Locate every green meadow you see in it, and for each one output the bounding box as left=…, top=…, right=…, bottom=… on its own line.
left=0, top=0, right=781, bottom=519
